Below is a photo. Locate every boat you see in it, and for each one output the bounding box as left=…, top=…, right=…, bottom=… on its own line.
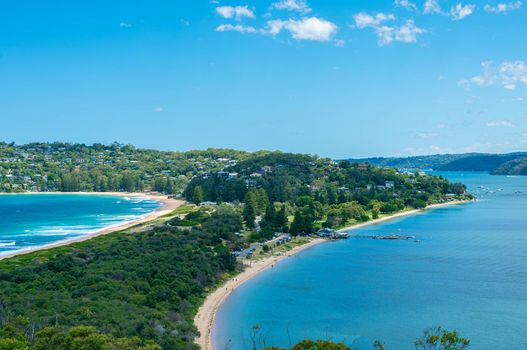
left=333, top=232, right=349, bottom=239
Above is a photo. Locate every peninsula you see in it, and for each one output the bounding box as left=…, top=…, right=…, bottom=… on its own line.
left=0, top=145, right=473, bottom=349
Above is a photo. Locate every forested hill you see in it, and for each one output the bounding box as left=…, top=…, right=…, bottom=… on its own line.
left=0, top=142, right=251, bottom=193
left=491, top=157, right=527, bottom=175
left=347, top=152, right=527, bottom=175
left=0, top=142, right=485, bottom=194
left=184, top=153, right=471, bottom=236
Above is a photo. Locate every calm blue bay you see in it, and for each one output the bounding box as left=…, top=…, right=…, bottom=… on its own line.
left=0, top=194, right=161, bottom=256
left=214, top=172, right=527, bottom=350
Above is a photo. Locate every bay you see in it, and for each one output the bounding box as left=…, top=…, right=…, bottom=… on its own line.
left=0, top=194, right=161, bottom=257
left=214, top=172, right=527, bottom=350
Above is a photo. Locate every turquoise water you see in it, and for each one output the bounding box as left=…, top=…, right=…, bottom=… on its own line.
left=214, top=173, right=527, bottom=350
left=0, top=194, right=161, bottom=256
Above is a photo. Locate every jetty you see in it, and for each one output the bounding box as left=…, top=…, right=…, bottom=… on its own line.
left=350, top=234, right=416, bottom=241
left=372, top=234, right=415, bottom=240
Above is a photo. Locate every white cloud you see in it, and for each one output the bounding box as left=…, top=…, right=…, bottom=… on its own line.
left=487, top=120, right=515, bottom=127
left=265, top=17, right=338, bottom=41
left=460, top=60, right=527, bottom=90
left=395, top=0, right=418, bottom=10
left=424, top=0, right=443, bottom=14
left=484, top=1, right=522, bottom=13
left=450, top=3, right=476, bottom=20
left=423, top=1, right=476, bottom=20
left=214, top=9, right=339, bottom=44
left=500, top=61, right=527, bottom=89
left=154, top=107, right=164, bottom=113
left=353, top=12, right=395, bottom=28
left=270, top=0, right=311, bottom=13
left=352, top=13, right=424, bottom=46
left=216, top=6, right=255, bottom=20
left=393, top=19, right=425, bottom=43
left=119, top=22, right=132, bottom=28
left=375, top=26, right=395, bottom=46
left=216, top=24, right=258, bottom=33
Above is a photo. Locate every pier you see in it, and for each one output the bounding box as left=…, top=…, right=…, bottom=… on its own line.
left=350, top=234, right=416, bottom=241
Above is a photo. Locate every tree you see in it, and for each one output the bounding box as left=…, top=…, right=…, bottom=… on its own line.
left=60, top=172, right=81, bottom=192
left=255, top=189, right=270, bottom=215
left=31, top=325, right=162, bottom=350
left=290, top=340, right=348, bottom=350
left=380, top=201, right=399, bottom=214
left=338, top=160, right=352, bottom=169
left=327, top=184, right=338, bottom=205
left=0, top=339, right=28, bottom=350
left=192, top=186, right=205, bottom=204
left=290, top=209, right=314, bottom=235
left=274, top=205, right=289, bottom=232
left=325, top=208, right=343, bottom=228
left=153, top=177, right=166, bottom=193
left=201, top=206, right=243, bottom=241
left=414, top=327, right=470, bottom=350
left=260, top=203, right=277, bottom=238
left=258, top=328, right=469, bottom=350
left=214, top=245, right=237, bottom=271
left=164, top=177, right=174, bottom=194
left=0, top=320, right=29, bottom=350
left=264, top=202, right=276, bottom=224
left=243, top=191, right=258, bottom=228
left=410, top=198, right=427, bottom=209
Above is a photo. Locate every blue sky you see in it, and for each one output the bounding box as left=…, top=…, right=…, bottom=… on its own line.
left=0, top=0, right=526, bottom=158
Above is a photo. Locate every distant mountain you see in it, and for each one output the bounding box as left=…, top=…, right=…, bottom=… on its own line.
left=491, top=157, right=527, bottom=175
left=346, top=152, right=527, bottom=175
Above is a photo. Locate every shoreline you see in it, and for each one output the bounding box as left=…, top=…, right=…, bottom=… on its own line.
left=0, top=192, right=185, bottom=261
left=194, top=199, right=472, bottom=350
left=336, top=199, right=471, bottom=233
left=194, top=238, right=325, bottom=350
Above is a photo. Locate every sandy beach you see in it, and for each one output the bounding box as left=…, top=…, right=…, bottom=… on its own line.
left=193, top=238, right=325, bottom=350
left=193, top=199, right=472, bottom=350
left=0, top=192, right=184, bottom=261
left=336, top=199, right=470, bottom=233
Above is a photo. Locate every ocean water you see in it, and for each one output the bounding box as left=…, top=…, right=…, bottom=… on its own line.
left=0, top=194, right=161, bottom=257
left=214, top=173, right=527, bottom=350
